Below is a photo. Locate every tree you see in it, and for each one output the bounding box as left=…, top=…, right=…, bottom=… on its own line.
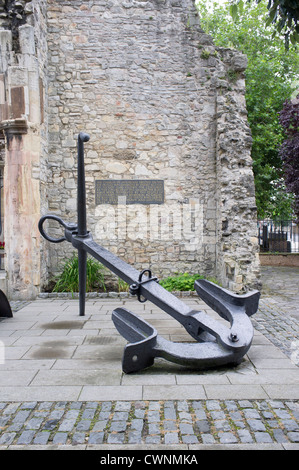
left=196, top=0, right=299, bottom=219
left=279, top=96, right=299, bottom=220
left=229, top=0, right=299, bottom=48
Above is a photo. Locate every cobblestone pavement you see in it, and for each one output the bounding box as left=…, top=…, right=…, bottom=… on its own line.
left=252, top=299, right=299, bottom=364
left=0, top=266, right=298, bottom=450
left=0, top=399, right=298, bottom=448
left=252, top=265, right=299, bottom=366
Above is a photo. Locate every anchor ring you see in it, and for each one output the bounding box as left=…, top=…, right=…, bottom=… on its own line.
left=38, top=215, right=77, bottom=243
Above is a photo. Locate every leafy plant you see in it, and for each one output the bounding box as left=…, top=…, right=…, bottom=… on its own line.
left=159, top=272, right=220, bottom=292
left=229, top=0, right=299, bottom=49
left=200, top=49, right=211, bottom=59
left=52, top=253, right=107, bottom=293
left=266, top=178, right=295, bottom=220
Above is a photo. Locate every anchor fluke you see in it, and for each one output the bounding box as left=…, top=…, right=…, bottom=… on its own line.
left=112, top=307, right=249, bottom=373
left=112, top=308, right=157, bottom=373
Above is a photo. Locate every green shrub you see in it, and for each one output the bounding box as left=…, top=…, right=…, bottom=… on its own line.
left=200, top=49, right=211, bottom=59
left=52, top=253, right=107, bottom=293
left=159, top=272, right=219, bottom=292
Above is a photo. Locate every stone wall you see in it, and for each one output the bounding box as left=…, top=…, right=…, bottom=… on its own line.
left=214, top=48, right=261, bottom=291
left=0, top=0, right=260, bottom=298
left=45, top=0, right=260, bottom=292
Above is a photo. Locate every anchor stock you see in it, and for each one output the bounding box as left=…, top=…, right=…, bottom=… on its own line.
left=38, top=132, right=260, bottom=373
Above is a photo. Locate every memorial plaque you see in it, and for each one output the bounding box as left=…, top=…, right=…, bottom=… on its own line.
left=95, top=180, right=164, bottom=205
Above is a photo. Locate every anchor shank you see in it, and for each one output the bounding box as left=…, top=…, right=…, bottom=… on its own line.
left=77, top=132, right=90, bottom=315
left=74, top=235, right=242, bottom=349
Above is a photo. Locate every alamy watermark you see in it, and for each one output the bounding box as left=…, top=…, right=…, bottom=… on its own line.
left=95, top=198, right=204, bottom=251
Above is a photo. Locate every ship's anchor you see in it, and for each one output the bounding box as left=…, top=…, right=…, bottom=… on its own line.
left=38, top=132, right=260, bottom=373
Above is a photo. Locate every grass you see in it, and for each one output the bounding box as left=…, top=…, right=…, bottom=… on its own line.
left=159, top=272, right=220, bottom=292
left=52, top=252, right=107, bottom=294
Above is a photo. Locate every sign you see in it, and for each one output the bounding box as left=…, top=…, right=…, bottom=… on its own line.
left=95, top=180, right=164, bottom=205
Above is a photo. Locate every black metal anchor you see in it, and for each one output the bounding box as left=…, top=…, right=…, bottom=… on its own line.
left=0, top=289, right=13, bottom=318
left=38, top=132, right=260, bottom=373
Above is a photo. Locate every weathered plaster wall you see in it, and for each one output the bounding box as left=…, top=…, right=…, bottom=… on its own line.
left=2, top=120, right=41, bottom=299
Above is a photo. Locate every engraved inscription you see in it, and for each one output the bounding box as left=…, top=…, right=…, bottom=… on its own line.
left=95, top=180, right=164, bottom=205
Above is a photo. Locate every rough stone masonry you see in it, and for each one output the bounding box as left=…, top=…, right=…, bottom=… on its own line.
left=0, top=0, right=260, bottom=300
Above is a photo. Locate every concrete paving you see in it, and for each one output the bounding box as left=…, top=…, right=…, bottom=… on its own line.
left=0, top=296, right=298, bottom=402
left=0, top=265, right=298, bottom=449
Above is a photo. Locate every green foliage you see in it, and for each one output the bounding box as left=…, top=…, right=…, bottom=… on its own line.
left=196, top=0, right=299, bottom=219
left=52, top=253, right=107, bottom=294
left=229, top=0, right=299, bottom=49
left=279, top=95, right=299, bottom=220
left=159, top=272, right=220, bottom=291
left=265, top=178, right=295, bottom=220
left=200, top=49, right=211, bottom=59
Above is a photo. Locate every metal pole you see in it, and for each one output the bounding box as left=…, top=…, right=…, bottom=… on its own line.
left=77, top=132, right=90, bottom=237
left=77, top=132, right=90, bottom=316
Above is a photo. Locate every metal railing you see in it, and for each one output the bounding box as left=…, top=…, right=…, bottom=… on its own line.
left=258, top=220, right=299, bottom=253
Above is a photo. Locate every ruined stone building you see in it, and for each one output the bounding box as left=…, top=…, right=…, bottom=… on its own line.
left=0, top=0, right=260, bottom=301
